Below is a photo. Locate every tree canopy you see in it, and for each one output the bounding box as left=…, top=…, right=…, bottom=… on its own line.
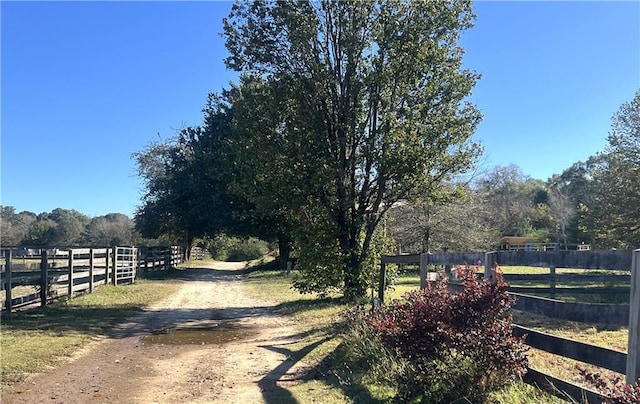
left=222, top=0, right=482, bottom=299
left=581, top=89, right=640, bottom=248
left=0, top=206, right=138, bottom=248
left=131, top=1, right=637, bottom=300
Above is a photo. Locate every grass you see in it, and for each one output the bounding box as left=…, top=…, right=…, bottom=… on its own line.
left=0, top=275, right=182, bottom=385
left=2, top=261, right=610, bottom=402
left=488, top=379, right=569, bottom=403
left=512, top=310, right=628, bottom=351
left=511, top=309, right=628, bottom=392
left=242, top=268, right=568, bottom=403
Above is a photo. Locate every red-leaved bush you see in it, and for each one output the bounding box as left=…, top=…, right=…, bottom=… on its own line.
left=578, top=366, right=640, bottom=403
left=368, top=264, right=528, bottom=402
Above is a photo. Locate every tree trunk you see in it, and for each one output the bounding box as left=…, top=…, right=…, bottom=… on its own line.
left=184, top=234, right=193, bottom=262
left=343, top=248, right=366, bottom=301
left=277, top=234, right=291, bottom=270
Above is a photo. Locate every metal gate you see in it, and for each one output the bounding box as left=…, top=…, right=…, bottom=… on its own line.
left=114, top=246, right=137, bottom=285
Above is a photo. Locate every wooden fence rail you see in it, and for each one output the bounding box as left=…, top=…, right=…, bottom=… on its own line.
left=190, top=246, right=210, bottom=261
left=2, top=248, right=112, bottom=312
left=513, top=324, right=627, bottom=373
left=1, top=245, right=184, bottom=314
left=137, top=246, right=183, bottom=277
left=378, top=249, right=640, bottom=403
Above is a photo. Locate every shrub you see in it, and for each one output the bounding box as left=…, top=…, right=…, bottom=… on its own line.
left=226, top=237, right=269, bottom=261
left=332, top=306, right=409, bottom=400
left=367, top=265, right=528, bottom=402
left=578, top=366, right=640, bottom=403
left=208, top=234, right=270, bottom=261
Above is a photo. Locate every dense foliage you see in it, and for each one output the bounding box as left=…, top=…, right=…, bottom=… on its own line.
left=206, top=234, right=270, bottom=262
left=0, top=206, right=139, bottom=247
left=580, top=90, right=640, bottom=249
left=343, top=265, right=527, bottom=402
left=391, top=89, right=639, bottom=253
left=132, top=94, right=293, bottom=263
left=578, top=366, right=640, bottom=404
left=225, top=0, right=483, bottom=299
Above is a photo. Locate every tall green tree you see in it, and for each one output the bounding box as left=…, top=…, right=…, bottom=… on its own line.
left=583, top=90, right=640, bottom=248
left=218, top=84, right=297, bottom=266
left=133, top=129, right=217, bottom=256
left=133, top=95, right=292, bottom=261
left=224, top=0, right=482, bottom=299
left=0, top=206, right=36, bottom=247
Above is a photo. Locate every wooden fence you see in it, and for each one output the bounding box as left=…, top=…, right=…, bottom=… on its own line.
left=1, top=245, right=184, bottom=314
left=190, top=246, right=210, bottom=261
left=137, top=246, right=183, bottom=277
left=379, top=249, right=640, bottom=403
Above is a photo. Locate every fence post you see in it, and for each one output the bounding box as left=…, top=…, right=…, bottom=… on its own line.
left=419, top=253, right=429, bottom=289
left=89, top=248, right=95, bottom=293
left=626, top=249, right=640, bottom=384
left=104, top=248, right=110, bottom=285
left=5, top=249, right=13, bottom=315
left=112, top=247, right=118, bottom=286
left=549, top=265, right=557, bottom=299
left=136, top=248, right=143, bottom=279
left=144, top=254, right=149, bottom=278
left=131, top=247, right=140, bottom=283
left=378, top=260, right=386, bottom=305
left=164, top=248, right=171, bottom=271
left=484, top=251, right=498, bottom=283
left=132, top=247, right=138, bottom=283
left=40, top=250, right=49, bottom=307
left=67, top=249, right=74, bottom=298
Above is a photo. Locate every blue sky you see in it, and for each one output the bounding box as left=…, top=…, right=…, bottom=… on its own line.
left=2, top=1, right=639, bottom=218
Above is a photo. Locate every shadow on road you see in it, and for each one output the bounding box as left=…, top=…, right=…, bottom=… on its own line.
left=256, top=329, right=386, bottom=404
left=2, top=264, right=281, bottom=341
left=257, top=329, right=333, bottom=404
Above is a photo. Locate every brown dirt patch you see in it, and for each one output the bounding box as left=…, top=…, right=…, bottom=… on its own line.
left=1, top=262, right=312, bottom=403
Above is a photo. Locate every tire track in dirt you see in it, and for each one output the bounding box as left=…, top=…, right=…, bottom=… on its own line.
left=2, top=262, right=308, bottom=403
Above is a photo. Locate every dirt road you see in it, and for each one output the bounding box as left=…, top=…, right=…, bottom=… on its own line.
left=2, top=262, right=311, bottom=403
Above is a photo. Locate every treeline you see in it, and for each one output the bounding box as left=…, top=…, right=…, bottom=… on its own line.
left=0, top=206, right=272, bottom=262
left=134, top=1, right=486, bottom=300
left=389, top=123, right=640, bottom=253
left=0, top=207, right=146, bottom=248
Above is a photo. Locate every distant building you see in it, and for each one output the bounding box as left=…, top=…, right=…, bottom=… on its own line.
left=499, top=236, right=535, bottom=251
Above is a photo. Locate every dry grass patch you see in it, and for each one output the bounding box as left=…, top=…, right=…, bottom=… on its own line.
left=513, top=309, right=627, bottom=392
